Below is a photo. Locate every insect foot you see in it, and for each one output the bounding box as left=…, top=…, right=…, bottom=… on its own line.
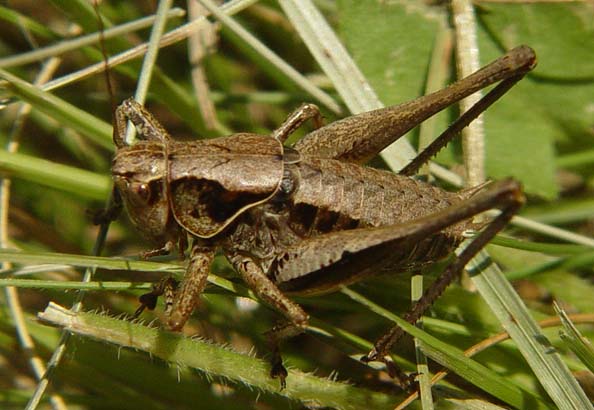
left=133, top=276, right=179, bottom=319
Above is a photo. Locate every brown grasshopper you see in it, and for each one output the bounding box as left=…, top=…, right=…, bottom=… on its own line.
left=107, top=45, right=536, bottom=388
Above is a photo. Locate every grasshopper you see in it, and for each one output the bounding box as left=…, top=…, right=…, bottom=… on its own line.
left=107, top=45, right=536, bottom=388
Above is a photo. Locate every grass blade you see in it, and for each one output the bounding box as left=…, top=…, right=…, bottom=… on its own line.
left=38, top=302, right=397, bottom=410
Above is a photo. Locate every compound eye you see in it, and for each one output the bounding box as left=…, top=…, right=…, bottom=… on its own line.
left=134, top=183, right=151, bottom=204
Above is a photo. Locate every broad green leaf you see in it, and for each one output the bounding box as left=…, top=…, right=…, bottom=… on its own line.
left=336, top=1, right=594, bottom=199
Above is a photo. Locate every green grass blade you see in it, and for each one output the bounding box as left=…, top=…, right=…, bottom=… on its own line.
left=0, top=6, right=57, bottom=39
left=0, top=68, right=113, bottom=150
left=468, top=250, right=593, bottom=410
left=341, top=288, right=552, bottom=410
left=0, top=278, right=152, bottom=292
left=555, top=303, right=594, bottom=373
left=0, top=150, right=110, bottom=200
left=38, top=302, right=397, bottom=410
left=0, top=249, right=179, bottom=272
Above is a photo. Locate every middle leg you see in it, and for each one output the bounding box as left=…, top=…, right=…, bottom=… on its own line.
left=228, top=254, right=309, bottom=388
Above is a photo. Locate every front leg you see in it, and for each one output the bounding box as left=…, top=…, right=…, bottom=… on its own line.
left=140, top=240, right=175, bottom=259
left=113, top=98, right=173, bottom=147
left=228, top=254, right=309, bottom=388
left=167, top=245, right=214, bottom=330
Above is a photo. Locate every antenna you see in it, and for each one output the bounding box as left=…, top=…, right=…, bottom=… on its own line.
left=92, top=0, right=119, bottom=140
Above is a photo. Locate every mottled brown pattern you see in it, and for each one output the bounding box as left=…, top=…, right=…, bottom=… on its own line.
left=111, top=47, right=536, bottom=386
left=112, top=141, right=172, bottom=243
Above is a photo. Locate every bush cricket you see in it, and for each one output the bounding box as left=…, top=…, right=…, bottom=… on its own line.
left=101, top=41, right=537, bottom=388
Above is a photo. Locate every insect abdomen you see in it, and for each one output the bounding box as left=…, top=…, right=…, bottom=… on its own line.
left=288, top=158, right=469, bottom=234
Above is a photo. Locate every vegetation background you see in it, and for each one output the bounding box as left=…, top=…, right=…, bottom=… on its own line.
left=0, top=1, right=593, bottom=409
